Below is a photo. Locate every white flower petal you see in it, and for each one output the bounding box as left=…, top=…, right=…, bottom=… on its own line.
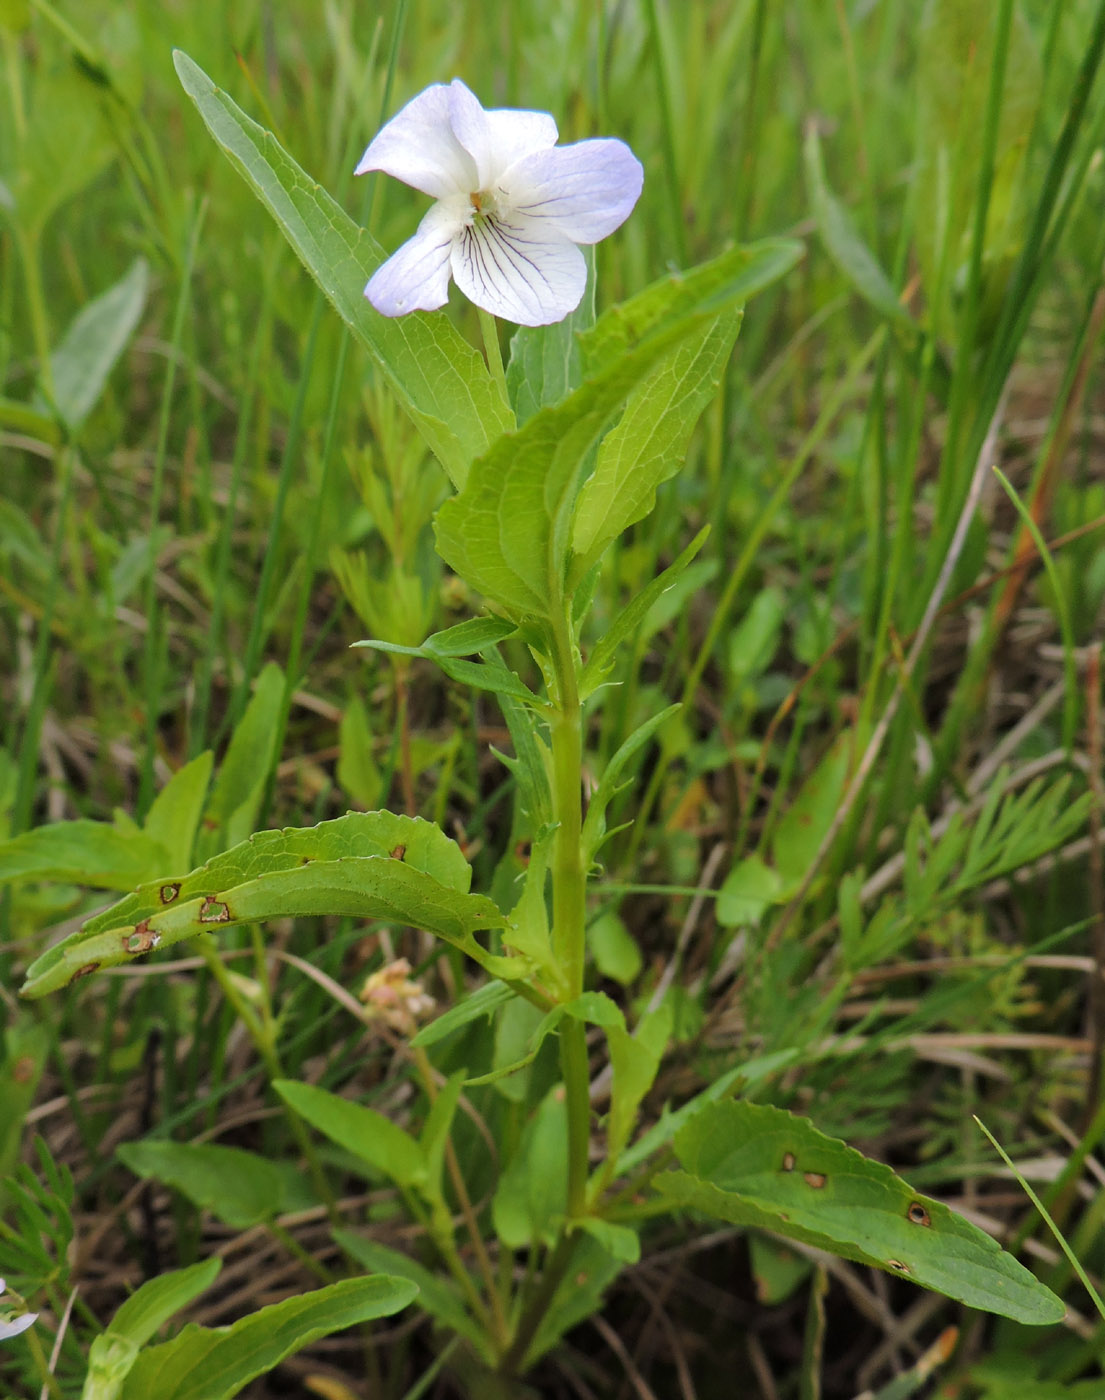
left=451, top=216, right=586, bottom=326
left=445, top=79, right=494, bottom=189
left=447, top=81, right=558, bottom=188
left=365, top=202, right=464, bottom=316
left=501, top=138, right=644, bottom=244
left=0, top=1312, right=37, bottom=1342
left=481, top=107, right=558, bottom=178
left=355, top=83, right=476, bottom=198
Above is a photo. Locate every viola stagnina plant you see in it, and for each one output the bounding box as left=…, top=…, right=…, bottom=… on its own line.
left=8, top=52, right=1068, bottom=1397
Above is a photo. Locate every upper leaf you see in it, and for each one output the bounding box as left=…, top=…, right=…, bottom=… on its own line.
left=435, top=241, right=800, bottom=621
left=173, top=51, right=512, bottom=488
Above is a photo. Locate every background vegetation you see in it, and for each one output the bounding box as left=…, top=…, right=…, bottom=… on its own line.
left=3, top=0, right=1105, bottom=1395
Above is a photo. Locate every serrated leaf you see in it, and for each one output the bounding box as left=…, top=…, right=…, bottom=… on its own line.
left=45, top=258, right=149, bottom=429
left=274, top=1081, right=425, bottom=1190
left=20, top=812, right=506, bottom=998
left=117, top=1275, right=417, bottom=1400
left=581, top=706, right=681, bottom=862
left=580, top=527, right=709, bottom=697
left=656, top=1101, right=1065, bottom=1325
left=173, top=51, right=511, bottom=488
left=352, top=638, right=538, bottom=704
left=410, top=980, right=517, bottom=1049
left=570, top=309, right=740, bottom=575
left=435, top=242, right=801, bottom=622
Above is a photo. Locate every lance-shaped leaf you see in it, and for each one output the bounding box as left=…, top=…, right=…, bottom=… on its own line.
left=117, top=1275, right=417, bottom=1400
left=435, top=240, right=802, bottom=622
left=655, top=1101, right=1065, bottom=1326
left=83, top=1260, right=222, bottom=1400
left=569, top=310, right=740, bottom=578
left=173, top=51, right=512, bottom=489
left=20, top=813, right=507, bottom=998
left=45, top=258, right=149, bottom=431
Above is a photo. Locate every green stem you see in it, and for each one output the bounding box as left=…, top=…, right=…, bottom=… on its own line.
left=548, top=614, right=591, bottom=1218
left=478, top=306, right=510, bottom=407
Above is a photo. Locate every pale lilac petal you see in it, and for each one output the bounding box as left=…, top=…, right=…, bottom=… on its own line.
left=451, top=217, right=586, bottom=326
left=365, top=202, right=463, bottom=316
left=501, top=139, right=644, bottom=243
left=355, top=83, right=475, bottom=198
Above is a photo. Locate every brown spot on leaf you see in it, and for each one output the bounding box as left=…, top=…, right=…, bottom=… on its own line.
left=199, top=897, right=231, bottom=923
left=389, top=845, right=406, bottom=861
left=804, top=1171, right=827, bottom=1189
left=907, top=1201, right=932, bottom=1227
left=69, top=961, right=101, bottom=985
left=12, top=1055, right=35, bottom=1083
left=887, top=1259, right=910, bottom=1273
left=123, top=920, right=160, bottom=955
left=574, top=1272, right=588, bottom=1287
left=782, top=1151, right=796, bottom=1172
left=159, top=882, right=180, bottom=904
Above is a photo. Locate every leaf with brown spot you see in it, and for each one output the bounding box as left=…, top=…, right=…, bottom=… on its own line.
left=656, top=1101, right=1064, bottom=1325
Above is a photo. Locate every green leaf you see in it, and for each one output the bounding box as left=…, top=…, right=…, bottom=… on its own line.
left=581, top=706, right=681, bottom=863
left=580, top=526, right=710, bottom=697
left=337, top=696, right=382, bottom=810
left=20, top=812, right=506, bottom=998
left=419, top=1070, right=465, bottom=1201
left=656, top=1101, right=1065, bottom=1325
left=716, top=854, right=782, bottom=928
left=7, top=70, right=114, bottom=235
left=574, top=1218, right=640, bottom=1265
left=771, top=733, right=852, bottom=889
left=588, top=911, right=642, bottom=985
left=197, top=662, right=284, bottom=860
left=0, top=820, right=169, bottom=892
left=142, top=752, right=213, bottom=872
left=0, top=1021, right=49, bottom=1191
left=579, top=239, right=802, bottom=375
left=84, top=1261, right=223, bottom=1400
left=45, top=258, right=149, bottom=429
left=436, top=242, right=800, bottom=621
left=410, top=980, right=517, bottom=1050
left=274, top=1081, right=426, bottom=1190
left=803, top=126, right=911, bottom=328
left=116, top=1141, right=292, bottom=1230
left=352, top=638, right=538, bottom=705
left=172, top=51, right=511, bottom=489
left=570, top=309, right=740, bottom=576
left=915, top=0, right=1041, bottom=338
left=506, top=247, right=595, bottom=425
left=492, top=1086, right=568, bottom=1249
left=525, top=1234, right=622, bottom=1367
left=332, top=1231, right=490, bottom=1359
left=606, top=1005, right=671, bottom=1164
left=109, top=1260, right=222, bottom=1348
left=118, top=1275, right=417, bottom=1400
